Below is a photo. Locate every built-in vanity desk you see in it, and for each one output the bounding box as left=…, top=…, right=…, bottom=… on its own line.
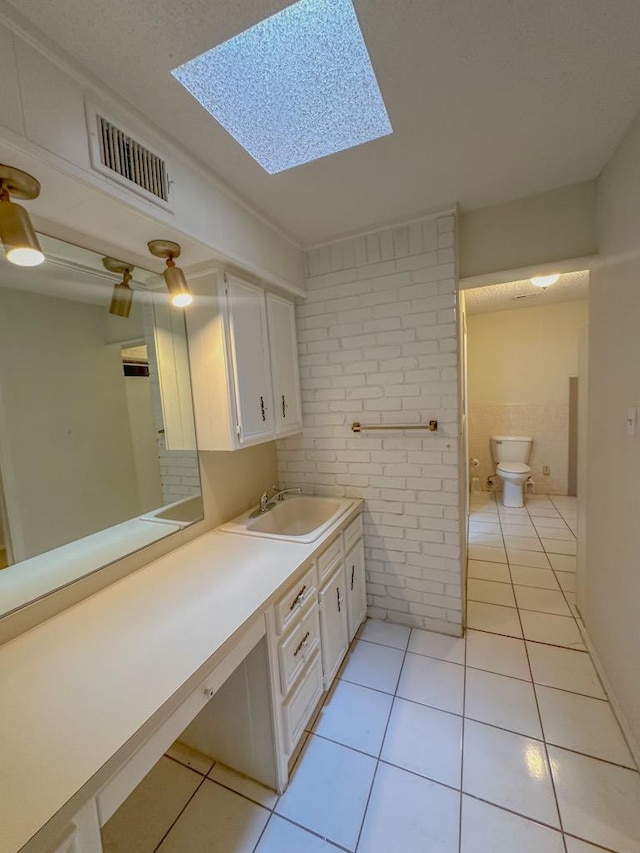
left=0, top=498, right=365, bottom=853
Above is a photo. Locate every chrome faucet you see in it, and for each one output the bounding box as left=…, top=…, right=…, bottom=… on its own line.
left=272, top=487, right=302, bottom=502
left=250, top=486, right=302, bottom=518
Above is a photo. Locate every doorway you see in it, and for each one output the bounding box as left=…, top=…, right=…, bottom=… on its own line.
left=459, top=269, right=590, bottom=634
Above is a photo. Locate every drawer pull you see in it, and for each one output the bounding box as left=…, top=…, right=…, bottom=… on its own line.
left=260, top=395, right=266, bottom=422
left=337, top=586, right=341, bottom=612
left=351, top=565, right=355, bottom=590
left=289, top=585, right=307, bottom=610
left=293, top=631, right=310, bottom=657
left=282, top=394, right=286, bottom=418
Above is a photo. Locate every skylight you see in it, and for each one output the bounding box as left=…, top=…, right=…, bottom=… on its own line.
left=171, top=0, right=392, bottom=174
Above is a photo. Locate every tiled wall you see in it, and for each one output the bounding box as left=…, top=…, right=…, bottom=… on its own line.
left=469, top=402, right=570, bottom=495
left=276, top=213, right=463, bottom=635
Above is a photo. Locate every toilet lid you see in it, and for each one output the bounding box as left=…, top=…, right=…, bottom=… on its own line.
left=497, top=462, right=530, bottom=474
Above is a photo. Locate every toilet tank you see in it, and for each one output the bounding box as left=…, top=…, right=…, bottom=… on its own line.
left=490, top=436, right=533, bottom=464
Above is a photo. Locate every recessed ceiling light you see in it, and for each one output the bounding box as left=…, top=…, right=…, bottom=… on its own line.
left=530, top=274, right=560, bottom=288
left=171, top=0, right=393, bottom=174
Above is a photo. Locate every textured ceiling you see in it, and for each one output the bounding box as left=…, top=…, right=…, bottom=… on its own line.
left=464, top=271, right=589, bottom=315
left=5, top=0, right=640, bottom=245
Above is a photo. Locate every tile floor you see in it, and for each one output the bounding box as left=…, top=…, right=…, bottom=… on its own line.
left=102, top=493, right=640, bottom=853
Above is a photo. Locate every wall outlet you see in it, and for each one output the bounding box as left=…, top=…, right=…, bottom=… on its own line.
left=542, top=465, right=551, bottom=476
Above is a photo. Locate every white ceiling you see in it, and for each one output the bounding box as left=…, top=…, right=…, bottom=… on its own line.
left=6, top=0, right=640, bottom=246
left=464, top=270, right=589, bottom=315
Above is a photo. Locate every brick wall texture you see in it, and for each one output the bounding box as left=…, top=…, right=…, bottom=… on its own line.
left=276, top=213, right=463, bottom=635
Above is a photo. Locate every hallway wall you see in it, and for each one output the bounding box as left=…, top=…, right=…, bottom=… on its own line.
left=587, top=110, right=640, bottom=751
left=459, top=181, right=597, bottom=278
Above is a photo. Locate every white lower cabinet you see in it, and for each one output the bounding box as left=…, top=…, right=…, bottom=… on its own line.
left=266, top=508, right=366, bottom=775
left=345, top=537, right=367, bottom=643
left=318, top=565, right=349, bottom=688
left=281, top=652, right=324, bottom=753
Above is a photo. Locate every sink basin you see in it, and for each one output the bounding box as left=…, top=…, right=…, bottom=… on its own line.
left=221, top=495, right=356, bottom=543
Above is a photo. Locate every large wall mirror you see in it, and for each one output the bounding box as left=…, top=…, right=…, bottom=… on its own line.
left=0, top=234, right=202, bottom=618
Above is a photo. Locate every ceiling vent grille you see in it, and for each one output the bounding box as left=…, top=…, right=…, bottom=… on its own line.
left=85, top=102, right=172, bottom=210
left=97, top=116, right=169, bottom=202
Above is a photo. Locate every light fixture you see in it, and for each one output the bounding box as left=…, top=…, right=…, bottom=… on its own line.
left=530, top=274, right=560, bottom=289
left=147, top=240, right=193, bottom=307
left=0, top=164, right=45, bottom=266
left=103, top=257, right=135, bottom=318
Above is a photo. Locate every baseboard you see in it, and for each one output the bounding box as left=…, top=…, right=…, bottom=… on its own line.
left=577, top=616, right=640, bottom=771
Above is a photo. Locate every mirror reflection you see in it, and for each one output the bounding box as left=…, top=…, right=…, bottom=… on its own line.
left=0, top=234, right=202, bottom=616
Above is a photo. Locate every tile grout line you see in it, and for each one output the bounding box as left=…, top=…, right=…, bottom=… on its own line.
left=151, top=771, right=211, bottom=853
left=521, top=501, right=569, bottom=853
left=352, top=631, right=411, bottom=852
left=457, top=593, right=469, bottom=853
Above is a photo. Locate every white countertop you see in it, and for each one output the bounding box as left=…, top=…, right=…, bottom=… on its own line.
left=0, top=501, right=360, bottom=853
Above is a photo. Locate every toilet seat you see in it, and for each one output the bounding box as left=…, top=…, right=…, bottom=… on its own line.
left=497, top=462, right=530, bottom=475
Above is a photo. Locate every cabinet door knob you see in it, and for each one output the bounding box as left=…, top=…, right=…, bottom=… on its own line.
left=260, top=396, right=266, bottom=421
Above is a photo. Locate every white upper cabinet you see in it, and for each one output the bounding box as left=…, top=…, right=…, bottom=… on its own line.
left=267, top=294, right=303, bottom=437
left=226, top=275, right=275, bottom=445
left=186, top=272, right=302, bottom=451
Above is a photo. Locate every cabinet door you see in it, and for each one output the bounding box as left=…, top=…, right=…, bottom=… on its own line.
left=266, top=293, right=302, bottom=436
left=318, top=566, right=349, bottom=688
left=345, top=538, right=367, bottom=642
left=226, top=275, right=275, bottom=445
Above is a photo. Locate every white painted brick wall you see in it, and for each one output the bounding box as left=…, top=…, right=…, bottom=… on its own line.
left=276, top=213, right=463, bottom=635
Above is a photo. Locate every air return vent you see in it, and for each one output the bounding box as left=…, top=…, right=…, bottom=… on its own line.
left=85, top=102, right=172, bottom=210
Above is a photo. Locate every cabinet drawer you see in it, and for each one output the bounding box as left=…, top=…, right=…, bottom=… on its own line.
left=278, top=603, right=321, bottom=695
left=282, top=652, right=323, bottom=754
left=317, top=536, right=342, bottom=582
left=275, top=565, right=317, bottom=634
left=343, top=514, right=363, bottom=552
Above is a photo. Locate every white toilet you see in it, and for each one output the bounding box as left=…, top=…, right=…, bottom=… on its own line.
left=490, top=435, right=533, bottom=508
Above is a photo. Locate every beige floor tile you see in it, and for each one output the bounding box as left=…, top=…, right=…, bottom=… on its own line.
left=468, top=578, right=516, bottom=608
left=467, top=559, right=511, bottom=583
left=467, top=602, right=523, bottom=638
left=158, top=779, right=269, bottom=853
left=506, top=549, right=551, bottom=569
left=509, top=565, right=560, bottom=590
left=549, top=747, right=640, bottom=852
left=537, top=686, right=635, bottom=767
left=102, top=757, right=202, bottom=853
left=514, top=586, right=572, bottom=616
left=519, top=611, right=584, bottom=649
